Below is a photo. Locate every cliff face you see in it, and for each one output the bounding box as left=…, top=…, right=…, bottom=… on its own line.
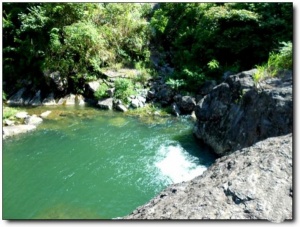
left=124, top=134, right=292, bottom=222
left=194, top=69, right=292, bottom=156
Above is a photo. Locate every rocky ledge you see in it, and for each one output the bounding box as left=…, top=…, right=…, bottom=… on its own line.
left=194, top=69, right=292, bottom=156
left=124, top=133, right=292, bottom=222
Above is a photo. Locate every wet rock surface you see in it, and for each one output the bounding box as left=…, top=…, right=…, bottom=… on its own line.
left=124, top=134, right=292, bottom=222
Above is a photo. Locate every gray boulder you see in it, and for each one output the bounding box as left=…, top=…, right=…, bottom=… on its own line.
left=25, top=115, right=43, bottom=126
left=42, top=93, right=57, bottom=105
left=177, top=96, right=196, bottom=114
left=76, top=94, right=86, bottom=106
left=15, top=111, right=29, bottom=119
left=98, top=98, right=113, bottom=110
left=4, top=119, right=15, bottom=126
left=87, top=81, right=100, bottom=93
left=124, top=134, right=292, bottom=223
left=3, top=125, right=37, bottom=139
left=65, top=94, right=76, bottom=105
left=40, top=111, right=52, bottom=118
left=29, top=90, right=42, bottom=106
left=116, top=104, right=128, bottom=112
left=7, top=88, right=26, bottom=105
left=131, top=99, right=140, bottom=109
left=194, top=69, right=292, bottom=155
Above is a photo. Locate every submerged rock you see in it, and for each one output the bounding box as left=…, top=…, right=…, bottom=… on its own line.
left=124, top=134, right=292, bottom=222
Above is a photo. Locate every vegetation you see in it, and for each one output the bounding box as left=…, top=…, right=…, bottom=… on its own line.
left=3, top=107, right=19, bottom=120
left=94, top=83, right=109, bottom=100
left=254, top=41, right=293, bottom=83
left=3, top=3, right=292, bottom=97
left=114, top=78, right=136, bottom=103
left=150, top=3, right=292, bottom=90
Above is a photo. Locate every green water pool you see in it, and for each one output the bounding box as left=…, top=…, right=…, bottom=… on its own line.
left=2, top=106, right=217, bottom=219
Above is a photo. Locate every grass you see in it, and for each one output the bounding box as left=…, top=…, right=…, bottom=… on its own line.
left=3, top=106, right=19, bottom=120
left=254, top=41, right=292, bottom=84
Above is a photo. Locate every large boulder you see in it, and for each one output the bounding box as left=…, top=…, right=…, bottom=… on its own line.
left=42, top=93, right=57, bottom=105
left=123, top=134, right=292, bottom=223
left=194, top=69, right=292, bottom=155
left=177, top=96, right=196, bottom=114
left=87, top=81, right=101, bottom=93
left=25, top=115, right=43, bottom=126
left=3, top=125, right=37, bottom=139
left=29, top=90, right=42, bottom=106
left=7, top=88, right=26, bottom=106
left=15, top=111, right=29, bottom=119
left=97, top=98, right=113, bottom=110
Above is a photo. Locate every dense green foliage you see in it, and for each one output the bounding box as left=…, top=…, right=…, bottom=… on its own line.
left=3, top=3, right=293, bottom=96
left=114, top=78, right=136, bottom=103
left=151, top=2, right=292, bottom=91
left=3, top=3, right=151, bottom=94
left=94, top=83, right=109, bottom=100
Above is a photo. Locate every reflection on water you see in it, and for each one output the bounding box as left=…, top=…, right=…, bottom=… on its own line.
left=3, top=106, right=217, bottom=219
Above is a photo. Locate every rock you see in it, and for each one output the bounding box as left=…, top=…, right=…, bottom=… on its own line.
left=116, top=104, right=128, bottom=112
left=4, top=119, right=15, bottom=126
left=57, top=97, right=66, bottom=105
left=15, top=111, right=29, bottom=119
left=29, top=90, right=42, bottom=106
left=156, top=87, right=174, bottom=106
left=131, top=99, right=140, bottom=109
left=87, top=81, right=100, bottom=93
left=106, top=88, right=115, bottom=97
left=194, top=69, right=292, bottom=155
left=47, top=71, right=67, bottom=92
left=76, top=94, right=86, bottom=106
left=65, top=94, right=76, bottom=105
left=25, top=115, right=43, bottom=126
left=177, top=96, right=196, bottom=114
left=97, top=98, right=113, bottom=110
left=7, top=88, right=26, bottom=105
left=137, top=96, right=146, bottom=104
left=57, top=94, right=76, bottom=105
left=199, top=80, right=217, bottom=96
left=42, top=93, right=57, bottom=105
left=123, top=134, right=292, bottom=223
left=3, top=125, right=37, bottom=139
left=40, top=111, right=52, bottom=118
left=171, top=103, right=181, bottom=117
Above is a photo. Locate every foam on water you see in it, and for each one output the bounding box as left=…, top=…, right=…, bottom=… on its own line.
left=155, top=143, right=207, bottom=184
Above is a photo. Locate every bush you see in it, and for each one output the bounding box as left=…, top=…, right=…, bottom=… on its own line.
left=94, top=83, right=109, bottom=100
left=3, top=107, right=18, bottom=120
left=114, top=78, right=136, bottom=102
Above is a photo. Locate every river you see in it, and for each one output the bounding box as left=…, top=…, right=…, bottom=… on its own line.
left=2, top=106, right=217, bottom=219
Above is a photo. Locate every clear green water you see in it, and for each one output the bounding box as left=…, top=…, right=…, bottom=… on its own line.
left=2, top=106, right=217, bottom=219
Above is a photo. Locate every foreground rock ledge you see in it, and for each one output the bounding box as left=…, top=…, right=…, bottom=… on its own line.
left=123, top=134, right=292, bottom=222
